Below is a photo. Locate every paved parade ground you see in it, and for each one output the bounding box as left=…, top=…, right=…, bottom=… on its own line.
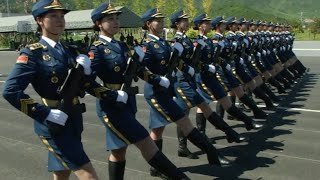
left=0, top=41, right=320, bottom=179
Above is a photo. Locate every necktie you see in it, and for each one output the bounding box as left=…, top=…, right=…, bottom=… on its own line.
left=111, top=39, right=120, bottom=49
left=55, top=43, right=65, bottom=55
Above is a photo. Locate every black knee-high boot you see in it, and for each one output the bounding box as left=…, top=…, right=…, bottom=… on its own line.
left=207, top=112, right=248, bottom=143
left=275, top=74, right=291, bottom=89
left=287, top=66, right=301, bottom=78
left=226, top=105, right=265, bottom=130
left=216, top=102, right=225, bottom=118
left=239, top=94, right=268, bottom=119
left=109, top=161, right=126, bottom=180
left=150, top=139, right=166, bottom=178
left=186, top=128, right=232, bottom=167
left=259, top=83, right=282, bottom=102
left=292, top=60, right=307, bottom=74
left=227, top=96, right=236, bottom=120
left=280, top=69, right=295, bottom=83
left=196, top=113, right=215, bottom=144
left=177, top=127, right=198, bottom=159
left=252, top=87, right=275, bottom=108
left=148, top=151, right=190, bottom=180
left=268, top=77, right=286, bottom=94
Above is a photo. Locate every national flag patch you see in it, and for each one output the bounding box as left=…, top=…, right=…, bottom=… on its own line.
left=88, top=52, right=94, bottom=60
left=212, top=40, right=218, bottom=43
left=142, top=46, right=147, bottom=52
left=193, top=42, right=198, bottom=47
left=16, top=55, right=29, bottom=64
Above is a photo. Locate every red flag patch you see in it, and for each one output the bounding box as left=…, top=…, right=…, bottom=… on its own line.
left=16, top=55, right=29, bottom=64
left=142, top=46, right=147, bottom=52
left=88, top=52, right=94, bottom=60
left=212, top=40, right=218, bottom=43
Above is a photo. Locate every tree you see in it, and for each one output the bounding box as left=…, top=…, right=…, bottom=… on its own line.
left=184, top=0, right=197, bottom=19
left=310, top=18, right=320, bottom=40
left=202, top=0, right=213, bottom=16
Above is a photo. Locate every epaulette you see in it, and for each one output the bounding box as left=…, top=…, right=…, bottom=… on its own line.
left=92, top=40, right=104, bottom=46
left=145, top=38, right=155, bottom=43
left=26, top=43, right=45, bottom=50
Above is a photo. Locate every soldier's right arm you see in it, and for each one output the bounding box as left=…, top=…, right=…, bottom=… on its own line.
left=84, top=44, right=118, bottom=102
left=2, top=47, right=51, bottom=123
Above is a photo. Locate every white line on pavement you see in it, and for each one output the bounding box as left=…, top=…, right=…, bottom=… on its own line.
left=293, top=49, right=320, bottom=51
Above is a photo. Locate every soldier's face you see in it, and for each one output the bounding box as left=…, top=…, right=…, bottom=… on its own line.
left=231, top=23, right=238, bottom=31
left=147, top=18, right=164, bottom=35
left=37, top=10, right=65, bottom=35
left=176, top=19, right=189, bottom=31
left=99, top=14, right=120, bottom=36
left=219, top=23, right=226, bottom=32
left=199, top=21, right=212, bottom=33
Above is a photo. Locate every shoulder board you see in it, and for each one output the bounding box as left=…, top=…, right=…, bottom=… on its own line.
left=26, top=43, right=45, bottom=51
left=145, top=38, right=155, bottom=43
left=92, top=40, right=104, bottom=46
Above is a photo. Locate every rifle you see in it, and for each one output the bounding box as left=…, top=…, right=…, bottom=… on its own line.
left=120, top=40, right=140, bottom=96
left=47, top=63, right=86, bottom=135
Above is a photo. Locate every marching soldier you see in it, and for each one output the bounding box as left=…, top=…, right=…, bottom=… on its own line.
left=169, top=10, right=247, bottom=160
left=192, top=14, right=264, bottom=140
left=0, top=0, right=118, bottom=179
left=210, top=16, right=269, bottom=121
left=89, top=3, right=189, bottom=180
left=140, top=8, right=232, bottom=178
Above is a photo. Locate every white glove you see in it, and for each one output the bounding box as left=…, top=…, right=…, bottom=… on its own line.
left=232, top=41, right=238, bottom=50
left=173, top=42, right=184, bottom=56
left=159, top=76, right=170, bottom=88
left=76, top=54, right=91, bottom=75
left=248, top=55, right=252, bottom=61
left=116, top=90, right=128, bottom=104
left=218, top=41, right=225, bottom=49
left=262, top=50, right=267, bottom=56
left=197, top=39, right=206, bottom=50
left=273, top=48, right=277, bottom=54
left=288, top=45, right=291, bottom=49
left=239, top=57, right=244, bottom=64
left=243, top=39, right=249, bottom=48
left=208, top=64, right=216, bottom=73
left=253, top=39, right=258, bottom=44
left=134, top=46, right=145, bottom=62
left=187, top=66, right=195, bottom=77
left=257, top=52, right=261, bottom=58
left=267, top=50, right=271, bottom=55
left=225, top=64, right=231, bottom=71
left=46, top=109, right=68, bottom=126
left=283, top=46, right=286, bottom=51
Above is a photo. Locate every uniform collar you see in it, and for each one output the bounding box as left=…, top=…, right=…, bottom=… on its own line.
left=41, top=36, right=60, bottom=48
left=199, top=34, right=208, bottom=39
left=175, top=32, right=186, bottom=38
left=148, top=34, right=160, bottom=41
left=215, top=32, right=224, bottom=37
left=99, top=35, right=113, bottom=43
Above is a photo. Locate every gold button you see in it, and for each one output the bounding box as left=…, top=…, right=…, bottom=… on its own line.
left=104, top=48, right=111, bottom=54
left=160, top=60, right=166, bottom=65
left=186, top=54, right=190, bottom=58
left=208, top=54, right=212, bottom=58
left=43, top=55, right=50, bottom=61
left=114, top=66, right=121, bottom=72
left=31, top=107, right=36, bottom=112
left=51, top=76, right=59, bottom=83
left=154, top=44, right=159, bottom=49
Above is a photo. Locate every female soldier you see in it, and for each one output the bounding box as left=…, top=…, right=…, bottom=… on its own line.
left=1, top=0, right=114, bottom=179
left=169, top=10, right=247, bottom=160
left=192, top=14, right=264, bottom=140
left=209, top=16, right=269, bottom=122
left=140, top=8, right=232, bottom=177
left=235, top=18, right=282, bottom=103
left=89, top=3, right=189, bottom=180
